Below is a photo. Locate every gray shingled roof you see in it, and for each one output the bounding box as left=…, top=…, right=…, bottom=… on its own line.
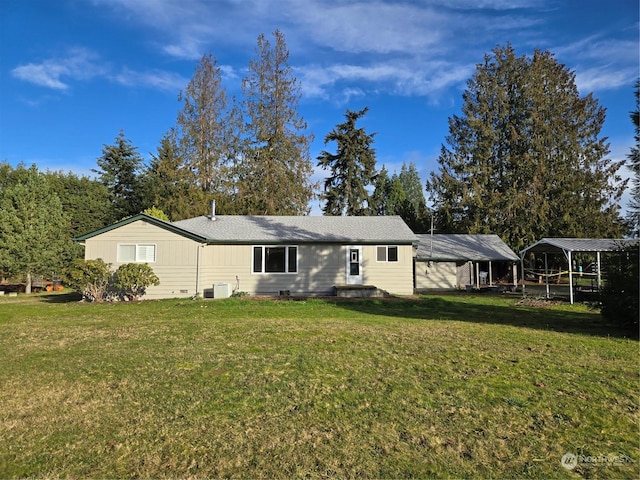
left=520, top=238, right=638, bottom=256
left=415, top=234, right=519, bottom=261
left=172, top=215, right=418, bottom=244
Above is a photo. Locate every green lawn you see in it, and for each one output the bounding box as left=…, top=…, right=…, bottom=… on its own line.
left=0, top=292, right=637, bottom=479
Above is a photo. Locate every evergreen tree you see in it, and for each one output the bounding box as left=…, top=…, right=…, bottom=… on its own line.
left=44, top=170, right=112, bottom=239
left=371, top=165, right=391, bottom=215
left=146, top=130, right=209, bottom=221
left=397, top=162, right=429, bottom=231
left=397, top=163, right=425, bottom=214
left=176, top=53, right=242, bottom=205
left=93, top=131, right=146, bottom=221
left=238, top=30, right=315, bottom=215
left=317, top=107, right=377, bottom=215
left=427, top=44, right=626, bottom=252
left=626, top=80, right=640, bottom=237
left=371, top=163, right=429, bottom=230
left=0, top=164, right=71, bottom=292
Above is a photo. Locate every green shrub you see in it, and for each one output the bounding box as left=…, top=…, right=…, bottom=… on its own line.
left=111, top=263, right=160, bottom=301
left=600, top=243, right=639, bottom=335
left=65, top=259, right=112, bottom=302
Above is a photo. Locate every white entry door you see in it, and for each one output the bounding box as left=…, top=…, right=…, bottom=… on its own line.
left=346, top=246, right=363, bottom=285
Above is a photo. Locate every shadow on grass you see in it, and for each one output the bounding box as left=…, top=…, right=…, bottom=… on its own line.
left=334, top=293, right=638, bottom=340
left=40, top=292, right=83, bottom=303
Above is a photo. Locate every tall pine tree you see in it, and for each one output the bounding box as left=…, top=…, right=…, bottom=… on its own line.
left=427, top=44, right=626, bottom=252
left=397, top=162, right=429, bottom=231
left=146, top=130, right=210, bottom=221
left=626, top=80, right=640, bottom=237
left=238, top=30, right=315, bottom=215
left=317, top=107, right=377, bottom=216
left=93, top=131, right=146, bottom=222
left=176, top=53, right=242, bottom=205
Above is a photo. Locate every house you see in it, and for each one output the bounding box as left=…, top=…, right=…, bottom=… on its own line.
left=74, top=213, right=418, bottom=299
left=414, top=234, right=519, bottom=291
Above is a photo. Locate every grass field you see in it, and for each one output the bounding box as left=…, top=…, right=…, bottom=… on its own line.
left=0, top=292, right=637, bottom=479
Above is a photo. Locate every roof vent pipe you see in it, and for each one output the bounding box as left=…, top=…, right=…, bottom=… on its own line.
left=211, top=200, right=216, bottom=220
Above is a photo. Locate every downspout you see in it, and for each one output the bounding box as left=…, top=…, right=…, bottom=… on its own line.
left=195, top=243, right=205, bottom=298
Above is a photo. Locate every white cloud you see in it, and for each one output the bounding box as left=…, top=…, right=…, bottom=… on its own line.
left=11, top=48, right=106, bottom=90
left=553, top=35, right=638, bottom=93
left=575, top=65, right=638, bottom=94
left=112, top=68, right=188, bottom=92
left=86, top=0, right=636, bottom=103
left=298, top=60, right=473, bottom=103
left=11, top=48, right=191, bottom=94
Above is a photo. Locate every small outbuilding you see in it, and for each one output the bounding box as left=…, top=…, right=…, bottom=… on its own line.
left=414, top=234, right=519, bottom=291
left=519, top=237, right=639, bottom=304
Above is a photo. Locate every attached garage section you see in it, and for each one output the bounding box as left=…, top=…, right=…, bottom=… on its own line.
left=414, top=234, right=519, bottom=291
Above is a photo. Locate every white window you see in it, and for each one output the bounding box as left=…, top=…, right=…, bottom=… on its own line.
left=376, top=245, right=399, bottom=262
left=117, top=244, right=156, bottom=263
left=253, top=246, right=297, bottom=273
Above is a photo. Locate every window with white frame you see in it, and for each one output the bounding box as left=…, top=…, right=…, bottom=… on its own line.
left=376, top=245, right=399, bottom=262
left=117, top=244, right=156, bottom=263
left=253, top=246, right=297, bottom=273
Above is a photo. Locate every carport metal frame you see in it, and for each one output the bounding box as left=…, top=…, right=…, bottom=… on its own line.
left=519, top=238, right=636, bottom=304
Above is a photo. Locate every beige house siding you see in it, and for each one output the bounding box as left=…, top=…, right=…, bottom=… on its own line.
left=362, top=244, right=414, bottom=295
left=415, top=260, right=457, bottom=291
left=198, top=244, right=344, bottom=296
left=82, top=219, right=415, bottom=298
left=83, top=219, right=202, bottom=299
left=198, top=243, right=414, bottom=296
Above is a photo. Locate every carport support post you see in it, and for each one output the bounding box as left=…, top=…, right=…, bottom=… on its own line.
left=596, top=251, right=602, bottom=289
left=544, top=253, right=550, bottom=299
left=520, top=255, right=526, bottom=298
left=568, top=250, right=574, bottom=304
left=488, top=261, right=493, bottom=286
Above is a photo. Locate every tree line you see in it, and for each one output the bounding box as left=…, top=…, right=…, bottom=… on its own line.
left=1, top=35, right=638, bottom=291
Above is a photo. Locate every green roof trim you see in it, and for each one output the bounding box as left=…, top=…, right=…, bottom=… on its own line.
left=73, top=213, right=208, bottom=243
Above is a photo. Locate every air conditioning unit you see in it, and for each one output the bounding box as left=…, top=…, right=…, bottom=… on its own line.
left=213, top=283, right=232, bottom=299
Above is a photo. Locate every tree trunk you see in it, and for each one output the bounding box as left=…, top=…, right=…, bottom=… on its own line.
left=25, top=272, right=32, bottom=294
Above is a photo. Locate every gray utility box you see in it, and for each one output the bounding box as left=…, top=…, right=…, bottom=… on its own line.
left=213, top=283, right=232, bottom=299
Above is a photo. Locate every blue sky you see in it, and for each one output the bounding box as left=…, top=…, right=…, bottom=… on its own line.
left=1, top=0, right=638, bottom=214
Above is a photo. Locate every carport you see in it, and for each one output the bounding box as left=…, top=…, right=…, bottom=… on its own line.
left=519, top=238, right=636, bottom=304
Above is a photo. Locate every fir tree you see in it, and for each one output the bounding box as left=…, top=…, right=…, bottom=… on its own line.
left=93, top=131, right=146, bottom=221
left=176, top=53, right=242, bottom=205
left=626, top=80, right=640, bottom=237
left=238, top=30, right=315, bottom=215
left=427, top=44, right=626, bottom=251
left=317, top=107, right=377, bottom=216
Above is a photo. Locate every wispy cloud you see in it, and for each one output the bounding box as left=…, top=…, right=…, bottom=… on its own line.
left=11, top=48, right=107, bottom=90
left=298, top=60, right=474, bottom=103
left=93, top=0, right=537, bottom=59
left=111, top=68, right=188, bottom=92
left=575, top=65, right=638, bottom=94
left=11, top=47, right=190, bottom=94
left=554, top=36, right=639, bottom=93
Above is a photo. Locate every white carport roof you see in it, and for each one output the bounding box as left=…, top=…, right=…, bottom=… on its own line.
left=415, top=234, right=519, bottom=262
left=520, top=238, right=637, bottom=257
